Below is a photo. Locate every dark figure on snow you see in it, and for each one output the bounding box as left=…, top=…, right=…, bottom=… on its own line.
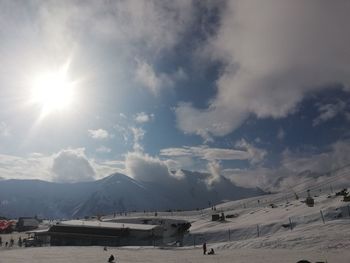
left=18, top=237, right=22, bottom=247
left=5, top=241, right=8, bottom=247
left=108, top=254, right=115, bottom=263
left=10, top=238, right=14, bottom=247
left=208, top=248, right=215, bottom=255
left=202, top=242, right=207, bottom=255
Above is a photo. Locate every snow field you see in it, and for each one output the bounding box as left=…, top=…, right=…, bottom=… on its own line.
left=1, top=191, right=349, bottom=262
left=1, top=246, right=349, bottom=263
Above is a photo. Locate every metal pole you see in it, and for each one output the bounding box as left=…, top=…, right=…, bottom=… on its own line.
left=320, top=210, right=325, bottom=224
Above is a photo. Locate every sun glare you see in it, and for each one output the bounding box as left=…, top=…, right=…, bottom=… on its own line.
left=31, top=66, right=75, bottom=118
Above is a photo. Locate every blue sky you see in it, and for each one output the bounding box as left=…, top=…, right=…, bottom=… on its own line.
left=0, top=0, right=350, bottom=191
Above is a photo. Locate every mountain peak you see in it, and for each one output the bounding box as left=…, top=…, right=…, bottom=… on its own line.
left=0, top=170, right=265, bottom=219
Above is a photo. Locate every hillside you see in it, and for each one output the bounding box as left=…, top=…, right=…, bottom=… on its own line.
left=0, top=171, right=264, bottom=219
left=98, top=187, right=350, bottom=251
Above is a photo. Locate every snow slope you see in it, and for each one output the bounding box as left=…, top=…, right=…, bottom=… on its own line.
left=1, top=246, right=349, bottom=263
left=179, top=191, right=350, bottom=250
left=1, top=189, right=349, bottom=262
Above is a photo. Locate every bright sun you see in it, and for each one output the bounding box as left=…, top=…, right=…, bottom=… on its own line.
left=31, top=66, right=75, bottom=118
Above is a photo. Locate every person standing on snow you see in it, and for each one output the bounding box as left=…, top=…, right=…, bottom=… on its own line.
left=203, top=242, right=207, bottom=255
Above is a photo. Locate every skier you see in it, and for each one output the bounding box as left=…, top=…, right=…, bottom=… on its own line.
left=10, top=238, right=14, bottom=247
left=202, top=242, right=207, bottom=255
left=18, top=237, right=22, bottom=247
left=108, top=254, right=115, bottom=263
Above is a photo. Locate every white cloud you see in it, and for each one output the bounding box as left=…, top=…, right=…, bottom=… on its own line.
left=176, top=1, right=350, bottom=139
left=223, top=140, right=350, bottom=191
left=222, top=167, right=276, bottom=191
left=0, top=149, right=124, bottom=182
left=0, top=122, right=11, bottom=137
left=0, top=153, right=52, bottom=181
left=119, top=113, right=127, bottom=119
left=130, top=127, right=145, bottom=152
left=207, top=161, right=222, bottom=186
left=135, top=59, right=163, bottom=95
left=175, top=102, right=246, bottom=142
left=96, top=146, right=112, bottom=153
left=91, top=0, right=195, bottom=54
left=88, top=129, right=110, bottom=139
left=280, top=141, right=350, bottom=175
left=164, top=156, right=196, bottom=171
left=161, top=139, right=267, bottom=165
left=134, top=112, right=154, bottom=123
left=114, top=124, right=129, bottom=143
left=125, top=151, right=175, bottom=184
left=277, top=128, right=285, bottom=140
left=235, top=139, right=268, bottom=165
left=135, top=59, right=187, bottom=95
left=19, top=0, right=194, bottom=56
left=313, top=100, right=347, bottom=126
left=91, top=159, right=125, bottom=180
left=51, top=148, right=96, bottom=183
left=161, top=145, right=248, bottom=161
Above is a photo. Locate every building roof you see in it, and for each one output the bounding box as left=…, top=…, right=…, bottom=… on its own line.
left=58, top=220, right=160, bottom=231
left=26, top=228, right=50, bottom=233
left=0, top=220, right=14, bottom=231
left=20, top=218, right=39, bottom=227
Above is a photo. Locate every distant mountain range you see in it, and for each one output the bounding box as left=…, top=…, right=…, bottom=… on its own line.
left=0, top=171, right=265, bottom=219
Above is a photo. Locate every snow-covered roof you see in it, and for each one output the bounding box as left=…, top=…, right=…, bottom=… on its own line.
left=26, top=228, right=50, bottom=234
left=58, top=220, right=160, bottom=231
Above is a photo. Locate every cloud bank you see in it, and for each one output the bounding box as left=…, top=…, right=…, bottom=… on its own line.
left=160, top=139, right=267, bottom=164
left=223, top=140, right=350, bottom=192
left=51, top=148, right=96, bottom=183
left=176, top=1, right=350, bottom=139
left=125, top=151, right=177, bottom=184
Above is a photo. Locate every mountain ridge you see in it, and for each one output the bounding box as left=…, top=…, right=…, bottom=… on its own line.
left=0, top=171, right=265, bottom=219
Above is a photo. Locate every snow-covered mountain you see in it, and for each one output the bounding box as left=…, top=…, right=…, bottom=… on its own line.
left=0, top=171, right=265, bottom=219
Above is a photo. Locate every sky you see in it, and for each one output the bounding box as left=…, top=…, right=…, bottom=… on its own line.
left=0, top=0, right=350, bottom=191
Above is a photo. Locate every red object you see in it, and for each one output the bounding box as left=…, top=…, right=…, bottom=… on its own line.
left=0, top=220, right=14, bottom=232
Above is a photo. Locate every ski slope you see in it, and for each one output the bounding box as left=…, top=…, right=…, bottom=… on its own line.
left=1, top=191, right=349, bottom=262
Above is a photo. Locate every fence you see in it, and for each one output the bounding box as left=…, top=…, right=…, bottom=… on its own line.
left=182, top=204, right=350, bottom=246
